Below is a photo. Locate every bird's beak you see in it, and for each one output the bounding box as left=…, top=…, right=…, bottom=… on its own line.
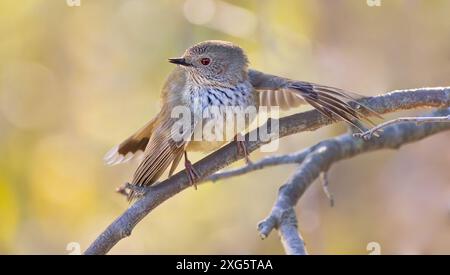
left=168, top=57, right=191, bottom=66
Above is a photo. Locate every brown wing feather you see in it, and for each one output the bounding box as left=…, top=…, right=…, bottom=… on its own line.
left=259, top=89, right=304, bottom=111
left=168, top=151, right=183, bottom=177
left=104, top=117, right=158, bottom=165
left=128, top=119, right=187, bottom=201
left=249, top=69, right=381, bottom=131
left=288, top=82, right=379, bottom=130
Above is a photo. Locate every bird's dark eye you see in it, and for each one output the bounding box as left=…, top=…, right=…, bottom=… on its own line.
left=200, top=57, right=211, bottom=66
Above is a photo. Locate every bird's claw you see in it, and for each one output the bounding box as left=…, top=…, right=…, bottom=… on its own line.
left=184, top=159, right=200, bottom=189
left=236, top=139, right=252, bottom=165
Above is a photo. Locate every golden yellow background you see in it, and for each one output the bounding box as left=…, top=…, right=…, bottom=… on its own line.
left=0, top=0, right=449, bottom=254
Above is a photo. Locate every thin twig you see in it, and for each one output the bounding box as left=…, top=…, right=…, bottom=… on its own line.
left=207, top=150, right=310, bottom=182
left=354, top=115, right=450, bottom=140
left=320, top=172, right=334, bottom=207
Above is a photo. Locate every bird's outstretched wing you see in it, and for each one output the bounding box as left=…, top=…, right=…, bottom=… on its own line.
left=249, top=69, right=381, bottom=131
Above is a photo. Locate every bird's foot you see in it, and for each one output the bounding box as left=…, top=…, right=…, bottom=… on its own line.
left=184, top=153, right=199, bottom=189
left=235, top=134, right=252, bottom=165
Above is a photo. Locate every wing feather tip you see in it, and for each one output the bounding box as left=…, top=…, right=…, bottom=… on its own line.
left=104, top=145, right=133, bottom=166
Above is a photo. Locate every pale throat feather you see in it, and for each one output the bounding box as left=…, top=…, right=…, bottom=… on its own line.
left=183, top=72, right=255, bottom=117
left=183, top=73, right=257, bottom=152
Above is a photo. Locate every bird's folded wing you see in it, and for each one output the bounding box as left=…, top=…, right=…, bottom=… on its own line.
left=128, top=117, right=194, bottom=201
left=168, top=151, right=184, bottom=177
left=249, top=69, right=381, bottom=131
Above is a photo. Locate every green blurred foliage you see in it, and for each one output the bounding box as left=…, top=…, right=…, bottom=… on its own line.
left=0, top=0, right=449, bottom=254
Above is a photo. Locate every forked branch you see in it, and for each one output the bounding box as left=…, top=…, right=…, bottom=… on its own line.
left=85, top=87, right=450, bottom=255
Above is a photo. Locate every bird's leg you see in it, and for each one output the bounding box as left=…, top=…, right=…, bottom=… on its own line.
left=234, top=133, right=252, bottom=164
left=184, top=151, right=199, bottom=189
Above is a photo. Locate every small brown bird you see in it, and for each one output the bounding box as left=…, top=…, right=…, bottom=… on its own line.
left=105, top=40, right=378, bottom=200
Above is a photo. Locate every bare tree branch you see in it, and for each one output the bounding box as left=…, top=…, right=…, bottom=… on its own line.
left=257, top=108, right=450, bottom=246
left=257, top=172, right=310, bottom=255
left=262, top=207, right=308, bottom=255
left=85, top=87, right=450, bottom=255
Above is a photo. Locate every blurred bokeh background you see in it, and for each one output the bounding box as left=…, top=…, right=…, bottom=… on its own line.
left=0, top=0, right=449, bottom=254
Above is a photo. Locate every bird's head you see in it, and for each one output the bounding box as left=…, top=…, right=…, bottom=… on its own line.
left=169, top=40, right=248, bottom=85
